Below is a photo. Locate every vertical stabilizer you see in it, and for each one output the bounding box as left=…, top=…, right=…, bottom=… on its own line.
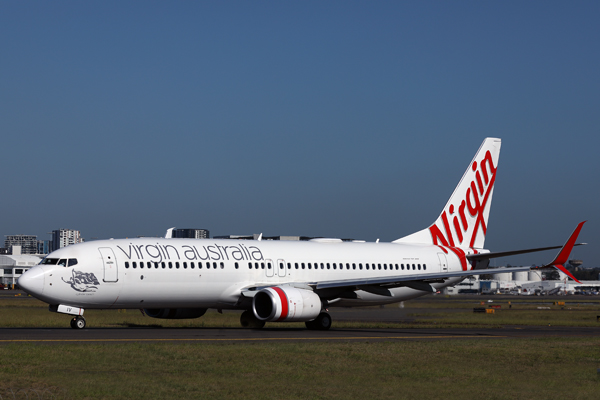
left=393, top=138, right=501, bottom=249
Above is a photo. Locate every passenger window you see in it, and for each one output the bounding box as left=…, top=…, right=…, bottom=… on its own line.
left=235, top=262, right=239, bottom=269
left=214, top=262, right=218, bottom=269
left=220, top=262, right=224, bottom=269
left=287, top=263, right=291, bottom=269
left=161, top=262, right=166, bottom=269
left=384, top=264, right=388, bottom=270
left=280, top=263, right=284, bottom=269
left=191, top=262, right=195, bottom=269
left=133, top=262, right=137, bottom=269
left=327, top=263, right=330, bottom=270
left=423, top=264, right=427, bottom=270
left=125, top=262, right=130, bottom=269
left=68, top=259, right=78, bottom=267
left=302, top=263, right=305, bottom=269
left=366, top=264, right=369, bottom=270
left=412, top=264, right=416, bottom=270
left=308, top=263, right=312, bottom=269
left=418, top=264, right=421, bottom=270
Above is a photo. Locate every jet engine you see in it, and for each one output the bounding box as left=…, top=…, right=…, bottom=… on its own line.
left=143, top=308, right=207, bottom=319
left=253, top=286, right=321, bottom=322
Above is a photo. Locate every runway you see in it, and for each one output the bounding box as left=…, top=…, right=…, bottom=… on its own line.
left=2, top=291, right=599, bottom=343
left=1, top=325, right=598, bottom=344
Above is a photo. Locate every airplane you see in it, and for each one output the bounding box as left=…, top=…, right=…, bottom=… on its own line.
left=18, top=138, right=586, bottom=330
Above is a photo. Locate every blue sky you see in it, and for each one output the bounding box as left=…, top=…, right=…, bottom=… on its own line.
left=1, top=1, right=598, bottom=267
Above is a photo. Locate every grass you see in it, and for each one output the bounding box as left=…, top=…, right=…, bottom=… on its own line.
left=1, top=294, right=600, bottom=399
left=1, top=339, right=599, bottom=399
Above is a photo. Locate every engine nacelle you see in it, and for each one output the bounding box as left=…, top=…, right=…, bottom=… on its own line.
left=253, top=286, right=321, bottom=322
left=143, top=308, right=207, bottom=319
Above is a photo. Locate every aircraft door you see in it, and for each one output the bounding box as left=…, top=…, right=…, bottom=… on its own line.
left=277, top=259, right=286, bottom=277
left=99, top=247, right=118, bottom=282
left=265, top=259, right=274, bottom=277
left=437, top=253, right=448, bottom=272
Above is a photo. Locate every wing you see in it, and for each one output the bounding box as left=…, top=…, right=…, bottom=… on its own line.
left=241, top=222, right=587, bottom=299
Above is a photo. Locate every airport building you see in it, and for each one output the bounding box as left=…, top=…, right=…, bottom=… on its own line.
left=0, top=253, right=44, bottom=287
left=445, top=268, right=600, bottom=296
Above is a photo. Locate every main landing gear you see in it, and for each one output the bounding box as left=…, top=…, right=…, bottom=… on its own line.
left=70, top=316, right=86, bottom=329
left=240, top=310, right=266, bottom=329
left=305, top=312, right=332, bottom=330
left=239, top=311, right=332, bottom=330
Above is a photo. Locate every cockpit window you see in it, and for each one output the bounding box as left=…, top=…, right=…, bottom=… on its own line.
left=57, top=259, right=67, bottom=267
left=41, top=258, right=59, bottom=265
left=68, top=259, right=78, bottom=267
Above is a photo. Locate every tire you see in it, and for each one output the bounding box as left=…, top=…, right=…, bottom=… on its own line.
left=240, top=310, right=265, bottom=329
left=71, top=316, right=86, bottom=329
left=305, top=312, right=332, bottom=330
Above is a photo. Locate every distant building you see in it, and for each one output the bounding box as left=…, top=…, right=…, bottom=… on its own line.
left=37, top=240, right=51, bottom=255
left=172, top=229, right=210, bottom=239
left=4, top=235, right=38, bottom=255
left=51, top=229, right=83, bottom=252
left=212, top=234, right=354, bottom=241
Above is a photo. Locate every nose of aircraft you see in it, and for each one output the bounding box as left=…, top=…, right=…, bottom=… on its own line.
left=18, top=266, right=45, bottom=296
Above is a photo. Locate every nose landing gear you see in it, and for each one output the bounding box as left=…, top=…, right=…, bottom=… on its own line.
left=70, top=316, right=86, bottom=329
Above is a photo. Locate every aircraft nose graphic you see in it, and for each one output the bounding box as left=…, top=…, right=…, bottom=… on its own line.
left=18, top=267, right=45, bottom=296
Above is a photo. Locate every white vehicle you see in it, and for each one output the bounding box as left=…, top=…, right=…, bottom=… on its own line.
left=18, top=138, right=586, bottom=329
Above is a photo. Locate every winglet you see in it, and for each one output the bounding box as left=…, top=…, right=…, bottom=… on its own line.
left=543, top=221, right=586, bottom=283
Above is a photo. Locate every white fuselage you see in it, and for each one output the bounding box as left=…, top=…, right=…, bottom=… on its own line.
left=23, top=238, right=468, bottom=310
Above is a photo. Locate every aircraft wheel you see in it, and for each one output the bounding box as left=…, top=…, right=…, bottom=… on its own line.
left=240, top=310, right=265, bottom=329
left=305, top=312, right=332, bottom=330
left=70, top=316, right=86, bottom=329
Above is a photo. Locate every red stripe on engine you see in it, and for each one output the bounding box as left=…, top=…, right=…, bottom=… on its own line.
left=271, top=287, right=289, bottom=321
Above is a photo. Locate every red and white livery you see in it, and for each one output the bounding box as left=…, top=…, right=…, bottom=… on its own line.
left=18, top=138, right=586, bottom=329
